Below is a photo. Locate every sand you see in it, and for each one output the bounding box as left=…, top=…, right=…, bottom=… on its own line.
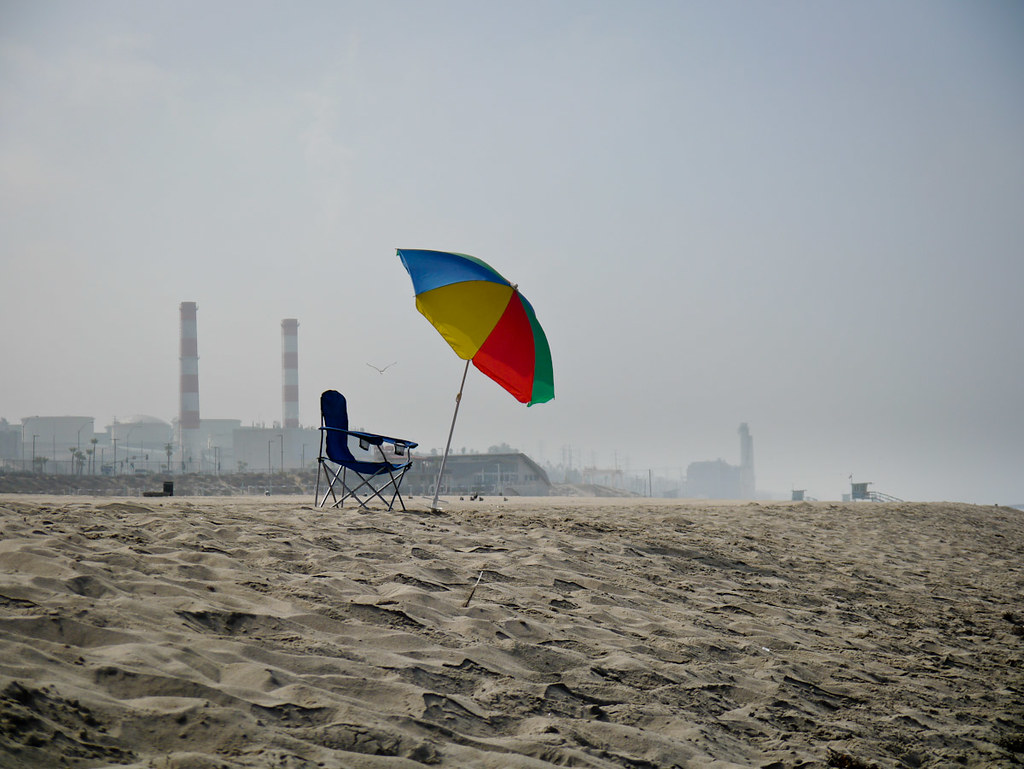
left=0, top=495, right=1021, bottom=768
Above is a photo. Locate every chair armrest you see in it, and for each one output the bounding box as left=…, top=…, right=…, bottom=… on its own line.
left=320, top=426, right=417, bottom=449
left=379, top=436, right=419, bottom=450
left=320, top=426, right=383, bottom=446
left=341, top=428, right=417, bottom=449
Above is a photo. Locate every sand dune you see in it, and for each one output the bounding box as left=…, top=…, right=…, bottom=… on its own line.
left=0, top=495, right=1021, bottom=768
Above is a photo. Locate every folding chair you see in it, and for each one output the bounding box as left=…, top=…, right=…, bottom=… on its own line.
left=315, top=390, right=418, bottom=511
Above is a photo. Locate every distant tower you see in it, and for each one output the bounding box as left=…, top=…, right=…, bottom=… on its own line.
left=281, top=319, right=299, bottom=429
left=179, top=302, right=200, bottom=470
left=738, top=422, right=755, bottom=499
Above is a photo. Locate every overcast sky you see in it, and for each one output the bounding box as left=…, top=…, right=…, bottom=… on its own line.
left=2, top=1, right=1022, bottom=503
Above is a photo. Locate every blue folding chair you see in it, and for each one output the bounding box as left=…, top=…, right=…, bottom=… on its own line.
left=315, top=390, right=418, bottom=511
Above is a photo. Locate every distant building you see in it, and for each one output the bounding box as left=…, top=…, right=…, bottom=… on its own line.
left=682, top=423, right=757, bottom=499
left=404, top=452, right=552, bottom=497
left=104, top=416, right=173, bottom=474
left=685, top=458, right=742, bottom=499
left=109, top=416, right=172, bottom=455
left=196, top=419, right=242, bottom=474
left=19, top=416, right=94, bottom=473
left=232, top=426, right=319, bottom=473
left=0, top=419, right=21, bottom=465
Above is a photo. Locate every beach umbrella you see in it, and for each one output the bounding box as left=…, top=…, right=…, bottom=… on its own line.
left=397, top=248, right=554, bottom=509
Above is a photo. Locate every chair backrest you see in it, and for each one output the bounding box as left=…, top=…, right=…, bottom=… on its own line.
left=321, top=390, right=356, bottom=463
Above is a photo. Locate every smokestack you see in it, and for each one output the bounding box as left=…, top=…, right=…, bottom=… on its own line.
left=282, top=319, right=299, bottom=429
left=738, top=422, right=755, bottom=499
left=179, top=302, right=200, bottom=469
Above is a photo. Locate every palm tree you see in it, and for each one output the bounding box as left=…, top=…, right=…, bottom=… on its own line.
left=164, top=443, right=174, bottom=474
left=90, top=437, right=99, bottom=474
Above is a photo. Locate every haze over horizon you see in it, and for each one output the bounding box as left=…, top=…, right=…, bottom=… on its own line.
left=2, top=1, right=1022, bottom=504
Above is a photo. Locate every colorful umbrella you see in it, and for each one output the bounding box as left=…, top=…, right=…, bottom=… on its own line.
left=397, top=248, right=554, bottom=508
left=398, top=249, right=553, bottom=405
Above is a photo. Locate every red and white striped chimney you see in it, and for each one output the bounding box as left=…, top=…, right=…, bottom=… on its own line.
left=281, top=318, right=299, bottom=429
left=179, top=302, right=200, bottom=467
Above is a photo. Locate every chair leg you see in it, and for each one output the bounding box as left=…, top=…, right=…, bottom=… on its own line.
left=393, top=467, right=410, bottom=512
left=350, top=470, right=392, bottom=510
left=317, top=460, right=347, bottom=508
left=341, top=468, right=381, bottom=509
left=382, top=466, right=409, bottom=512
left=327, top=467, right=378, bottom=510
left=315, top=458, right=324, bottom=506
left=366, top=465, right=410, bottom=512
left=317, top=458, right=412, bottom=513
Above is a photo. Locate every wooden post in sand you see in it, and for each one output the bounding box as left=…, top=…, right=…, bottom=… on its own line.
left=462, top=570, right=484, bottom=608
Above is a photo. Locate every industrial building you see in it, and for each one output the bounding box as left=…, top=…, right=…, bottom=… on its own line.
left=171, top=304, right=316, bottom=472
left=0, top=303, right=317, bottom=476
left=107, top=416, right=173, bottom=474
left=6, top=416, right=94, bottom=474
left=404, top=452, right=552, bottom=497
left=682, top=423, right=757, bottom=499
left=232, top=426, right=320, bottom=473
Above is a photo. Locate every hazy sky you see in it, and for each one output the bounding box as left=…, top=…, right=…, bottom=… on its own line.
left=2, top=1, right=1022, bottom=503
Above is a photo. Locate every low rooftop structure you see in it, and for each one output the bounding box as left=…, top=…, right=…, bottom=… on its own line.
left=404, top=452, right=551, bottom=497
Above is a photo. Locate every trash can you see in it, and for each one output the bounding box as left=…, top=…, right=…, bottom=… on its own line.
left=163, top=481, right=174, bottom=497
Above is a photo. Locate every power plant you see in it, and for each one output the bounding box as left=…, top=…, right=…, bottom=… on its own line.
left=1, top=302, right=762, bottom=497
left=170, top=305, right=316, bottom=473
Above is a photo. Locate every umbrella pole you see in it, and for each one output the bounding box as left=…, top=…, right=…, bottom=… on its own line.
left=431, top=359, right=470, bottom=512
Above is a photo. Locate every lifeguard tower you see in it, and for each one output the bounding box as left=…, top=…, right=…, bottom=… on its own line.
left=850, top=479, right=903, bottom=502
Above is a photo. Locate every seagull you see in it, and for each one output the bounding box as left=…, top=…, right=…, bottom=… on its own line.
left=366, top=362, right=397, bottom=374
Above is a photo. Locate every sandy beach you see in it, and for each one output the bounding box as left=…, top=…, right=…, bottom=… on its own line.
left=0, top=495, right=1021, bottom=768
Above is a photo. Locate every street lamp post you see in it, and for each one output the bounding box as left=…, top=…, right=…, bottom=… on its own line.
left=32, top=435, right=38, bottom=474
left=112, top=438, right=118, bottom=475
left=76, top=420, right=90, bottom=455
left=267, top=439, right=273, bottom=495
left=278, top=434, right=284, bottom=473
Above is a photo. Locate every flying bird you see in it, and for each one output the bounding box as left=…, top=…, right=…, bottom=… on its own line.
left=366, top=362, right=397, bottom=374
